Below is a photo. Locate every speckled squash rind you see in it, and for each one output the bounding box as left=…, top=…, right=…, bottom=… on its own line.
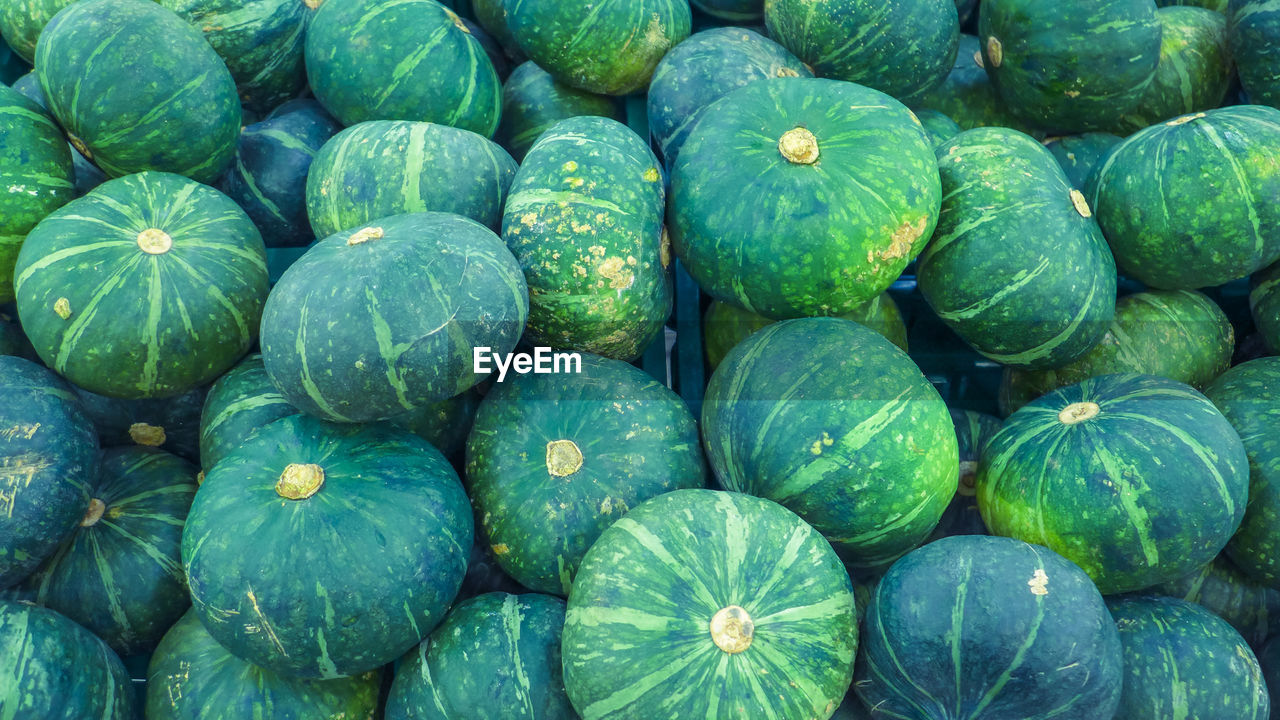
left=260, top=212, right=528, bottom=423
left=505, top=0, right=691, bottom=96
left=1230, top=0, right=1280, bottom=108
left=198, top=354, right=298, bottom=473
left=306, top=120, right=517, bottom=239
left=1253, top=258, right=1280, bottom=351
left=1115, top=6, right=1234, bottom=132
left=465, top=354, right=705, bottom=596
left=182, top=415, right=474, bottom=679
left=305, top=0, right=501, bottom=135
left=472, top=0, right=522, bottom=61
left=0, top=357, right=98, bottom=589
left=71, top=384, right=207, bottom=462
left=146, top=610, right=381, bottom=720
left=1107, top=596, right=1269, bottom=719
left=1153, top=555, right=1280, bottom=648
left=562, top=489, right=857, bottom=720
left=916, top=108, right=962, bottom=147
left=919, top=127, right=1117, bottom=370
left=387, top=389, right=481, bottom=461
left=497, top=61, right=621, bottom=163
left=909, top=34, right=1042, bottom=135
left=0, top=0, right=74, bottom=62
left=928, top=409, right=1002, bottom=540
left=854, top=536, right=1124, bottom=720
left=703, top=317, right=958, bottom=571
left=978, top=373, right=1250, bottom=595
left=501, top=116, right=669, bottom=361
left=14, top=172, right=268, bottom=400
left=671, top=77, right=941, bottom=319
left=1090, top=106, right=1280, bottom=289
left=765, top=0, right=959, bottom=100
left=35, top=0, right=240, bottom=183
left=1043, top=132, right=1124, bottom=188
left=1001, top=290, right=1235, bottom=414
left=386, top=593, right=576, bottom=720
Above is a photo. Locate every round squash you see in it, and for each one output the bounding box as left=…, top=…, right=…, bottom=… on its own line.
left=0, top=0, right=74, bottom=62
left=198, top=354, right=298, bottom=473
left=1114, top=6, right=1233, bottom=132
left=71, top=385, right=206, bottom=462
left=1043, top=132, right=1124, bottom=189
left=909, top=34, right=1041, bottom=134
left=1230, top=0, right=1280, bottom=107
left=1154, top=555, right=1280, bottom=648
left=497, top=61, right=621, bottom=163
left=928, top=408, right=1002, bottom=540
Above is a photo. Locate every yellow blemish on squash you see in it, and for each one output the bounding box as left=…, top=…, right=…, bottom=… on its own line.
left=492, top=543, right=510, bottom=556
left=588, top=245, right=606, bottom=257
left=643, top=167, right=660, bottom=182
left=878, top=216, right=928, bottom=261
left=566, top=177, right=584, bottom=189
left=128, top=422, right=166, bottom=447
left=0, top=424, right=40, bottom=441
left=562, top=160, right=579, bottom=173
left=303, top=0, right=323, bottom=8
left=0, top=454, right=52, bottom=518
left=660, top=227, right=671, bottom=269
left=445, top=8, right=469, bottom=32
left=1070, top=189, right=1092, bottom=218
left=346, top=226, right=383, bottom=246
left=1064, top=90, right=1080, bottom=98
left=776, top=66, right=800, bottom=78
left=1028, top=569, right=1049, bottom=596
left=246, top=588, right=288, bottom=656
left=354, top=359, right=365, bottom=370
left=1167, top=112, right=1207, bottom=126
left=809, top=432, right=834, bottom=455
left=53, top=298, right=72, bottom=320
left=598, top=257, right=633, bottom=289
left=196, top=471, right=205, bottom=485
left=642, top=12, right=668, bottom=51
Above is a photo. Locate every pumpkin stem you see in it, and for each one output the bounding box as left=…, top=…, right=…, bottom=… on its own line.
left=659, top=226, right=671, bottom=269
left=137, top=229, right=173, bottom=255
left=1069, top=189, right=1092, bottom=218
left=276, top=463, right=325, bottom=500
left=986, top=36, right=1004, bottom=68
left=1058, top=401, right=1100, bottom=425
left=67, top=133, right=93, bottom=162
left=129, top=422, right=166, bottom=447
left=546, top=440, right=583, bottom=477
left=778, top=127, right=820, bottom=165
left=710, top=605, right=754, bottom=654
left=81, top=498, right=106, bottom=527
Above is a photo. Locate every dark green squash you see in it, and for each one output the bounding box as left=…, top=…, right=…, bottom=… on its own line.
left=1253, top=258, right=1280, bottom=352
left=0, top=0, right=74, bottom=62
left=1153, top=555, right=1280, bottom=648
left=928, top=409, right=1002, bottom=540
left=387, top=389, right=481, bottom=461
left=71, top=384, right=207, bottom=462
left=198, top=353, right=298, bottom=473
left=1115, top=6, right=1234, bottom=132
left=916, top=108, right=962, bottom=146
left=497, top=61, right=621, bottom=163
left=472, top=0, right=522, bottom=62
left=1230, top=0, right=1280, bottom=107
left=693, top=0, right=761, bottom=21
left=1042, top=132, right=1124, bottom=188
left=910, top=34, right=1042, bottom=134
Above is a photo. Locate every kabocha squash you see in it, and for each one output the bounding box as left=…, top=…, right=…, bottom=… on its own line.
left=465, top=354, right=705, bottom=596
left=260, top=212, right=528, bottom=423
left=505, top=0, right=691, bottom=96
left=928, top=409, right=1002, bottom=540
left=1254, top=259, right=1280, bottom=351
left=498, top=61, right=622, bottom=163
left=388, top=388, right=481, bottom=461
left=0, top=356, right=98, bottom=589
left=183, top=415, right=474, bottom=679
left=71, top=384, right=206, bottom=462
left=919, top=127, right=1117, bottom=370
left=854, top=536, right=1124, bottom=720
left=1108, top=596, right=1269, bottom=719
left=10, top=447, right=197, bottom=656
left=765, top=0, right=959, bottom=100
left=146, top=610, right=381, bottom=720
left=472, top=0, right=521, bottom=62
left=198, top=354, right=298, bottom=473
left=703, top=317, right=957, bottom=570
left=671, top=78, right=940, bottom=319
left=14, top=172, right=268, bottom=399
left=0, top=599, right=136, bottom=719
left=306, top=0, right=501, bottom=135
left=562, top=489, right=857, bottom=719
left=647, top=27, right=810, bottom=169
left=306, top=120, right=517, bottom=239
left=1091, top=106, right=1280, bottom=289
left=0, top=0, right=73, bottom=62
left=1153, top=555, right=1280, bottom=648
left=978, top=373, right=1250, bottom=594
left=0, top=84, right=72, bottom=304
left=1001, top=289, right=1235, bottom=414
left=910, top=34, right=1040, bottom=134
left=916, top=108, right=962, bottom=146
left=35, top=0, right=240, bottom=183
left=1043, top=132, right=1123, bottom=188
left=979, top=0, right=1163, bottom=132
left=386, top=593, right=576, bottom=720
left=1231, top=0, right=1280, bottom=107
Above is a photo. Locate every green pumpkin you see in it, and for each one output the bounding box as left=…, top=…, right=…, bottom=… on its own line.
left=386, top=593, right=576, bottom=720
left=183, top=415, right=474, bottom=679
left=35, top=0, right=240, bottom=183
left=1042, top=132, right=1124, bottom=188
left=979, top=373, right=1250, bottom=594
left=466, top=354, right=705, bottom=596
left=1253, top=259, right=1280, bottom=351
left=14, top=172, right=267, bottom=399
left=920, top=127, right=1117, bottom=369
left=260, top=212, right=528, bottom=423
left=388, top=389, right=481, bottom=461
left=0, top=0, right=75, bottom=62
left=910, top=34, right=1042, bottom=134
left=671, top=77, right=940, bottom=319
left=199, top=354, right=298, bottom=473
left=146, top=610, right=381, bottom=720
left=915, top=108, right=962, bottom=147
left=501, top=116, right=669, bottom=361
left=306, top=120, right=517, bottom=239
left=1153, top=555, right=1280, bottom=648
left=563, top=489, right=857, bottom=719
left=1230, top=0, right=1280, bottom=107
left=306, top=0, right=501, bottom=134
left=71, top=384, right=206, bottom=462
left=497, top=61, right=621, bottom=163
left=703, top=317, right=958, bottom=570
left=472, top=0, right=522, bottom=61
left=1115, top=6, right=1234, bottom=132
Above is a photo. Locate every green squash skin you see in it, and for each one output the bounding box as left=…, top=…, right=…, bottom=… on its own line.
left=260, top=212, right=528, bottom=423
left=472, top=0, right=523, bottom=62
left=920, top=127, right=1117, bottom=369
left=1205, top=358, right=1280, bottom=590
left=979, top=0, right=1162, bottom=132
left=1231, top=0, right=1280, bottom=107
left=671, top=78, right=941, bottom=320
left=647, top=28, right=811, bottom=169
left=465, top=354, right=706, bottom=597
left=182, top=415, right=474, bottom=679
left=1001, top=289, right=1235, bottom=414
left=221, top=99, right=342, bottom=249
left=1091, top=106, right=1280, bottom=289
left=1108, top=596, right=1269, bottom=719
left=916, top=108, right=962, bottom=147
left=501, top=116, right=670, bottom=361
left=498, top=61, right=621, bottom=163
left=703, top=318, right=958, bottom=570
left=1115, top=6, right=1234, bottom=133
left=1153, top=555, right=1280, bottom=648
left=978, top=373, right=1251, bottom=595
left=504, top=0, right=691, bottom=96
left=0, top=84, right=73, bottom=304
left=765, top=0, right=959, bottom=100
left=910, top=34, right=1043, bottom=135
left=35, top=0, right=240, bottom=183
left=10, top=447, right=197, bottom=656
left=305, top=0, right=501, bottom=135
left=387, top=388, right=481, bottom=460
left=855, top=536, right=1124, bottom=720
left=928, top=409, right=1002, bottom=540
left=1253, top=259, right=1280, bottom=351
left=306, top=120, right=517, bottom=239
left=0, top=600, right=137, bottom=719
left=72, top=384, right=207, bottom=462
left=386, top=593, right=576, bottom=720
left=1043, top=132, right=1124, bottom=189
left=146, top=610, right=381, bottom=720
left=0, top=0, right=74, bottom=63
left=199, top=354, right=299, bottom=473
left=14, top=172, right=268, bottom=399
left=0, top=357, right=98, bottom=589
left=563, top=489, right=857, bottom=720
left=1165, top=0, right=1229, bottom=10
left=702, top=293, right=907, bottom=370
